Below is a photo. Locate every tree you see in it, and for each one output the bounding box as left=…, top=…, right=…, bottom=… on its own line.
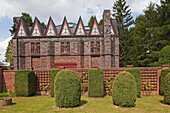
left=112, top=0, right=134, bottom=66
left=9, top=13, right=33, bottom=35
left=129, top=1, right=170, bottom=67
left=5, top=39, right=13, bottom=63
left=6, top=13, right=33, bottom=63
left=98, top=19, right=103, bottom=26
left=88, top=16, right=94, bottom=28
left=87, top=16, right=103, bottom=27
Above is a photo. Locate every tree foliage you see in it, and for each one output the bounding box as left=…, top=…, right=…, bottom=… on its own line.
left=87, top=16, right=103, bottom=27
left=5, top=39, right=13, bottom=63
left=112, top=0, right=134, bottom=67
left=7, top=12, right=47, bottom=63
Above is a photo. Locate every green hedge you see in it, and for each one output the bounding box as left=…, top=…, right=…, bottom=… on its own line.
left=164, top=73, right=170, bottom=104
left=50, top=69, right=61, bottom=97
left=112, top=71, right=136, bottom=107
left=160, top=68, right=170, bottom=95
left=88, top=69, right=104, bottom=97
left=54, top=69, right=81, bottom=108
left=15, top=70, right=36, bottom=96
left=125, top=68, right=141, bottom=98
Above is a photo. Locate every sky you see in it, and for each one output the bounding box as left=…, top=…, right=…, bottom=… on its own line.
left=0, top=0, right=160, bottom=62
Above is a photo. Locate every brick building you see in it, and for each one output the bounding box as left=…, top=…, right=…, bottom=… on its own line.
left=12, top=10, right=119, bottom=70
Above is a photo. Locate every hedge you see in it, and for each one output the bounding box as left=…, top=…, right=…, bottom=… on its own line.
left=164, top=73, right=170, bottom=104
left=112, top=71, right=136, bottom=107
left=160, top=68, right=170, bottom=95
left=54, top=69, right=81, bottom=108
left=50, top=69, right=61, bottom=97
left=125, top=68, right=141, bottom=98
left=15, top=70, right=36, bottom=96
left=88, top=69, right=104, bottom=97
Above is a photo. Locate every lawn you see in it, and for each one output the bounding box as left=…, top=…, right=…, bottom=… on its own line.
left=0, top=95, right=169, bottom=113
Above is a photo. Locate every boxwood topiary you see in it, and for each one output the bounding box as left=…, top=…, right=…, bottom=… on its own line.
left=54, top=69, right=81, bottom=108
left=164, top=73, right=170, bottom=104
left=112, top=71, right=136, bottom=107
left=15, top=70, right=36, bottom=96
left=50, top=69, right=61, bottom=97
left=160, top=68, right=170, bottom=95
left=125, top=68, right=141, bottom=98
left=88, top=69, right=104, bottom=97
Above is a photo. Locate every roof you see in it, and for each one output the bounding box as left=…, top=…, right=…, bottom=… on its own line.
left=14, top=16, right=119, bottom=37
left=0, top=62, right=11, bottom=66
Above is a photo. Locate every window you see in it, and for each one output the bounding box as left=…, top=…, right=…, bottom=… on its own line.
left=31, top=43, right=35, bottom=54
left=36, top=42, right=40, bottom=54
left=91, top=41, right=100, bottom=54
left=61, top=42, right=70, bottom=54
left=31, top=42, right=40, bottom=54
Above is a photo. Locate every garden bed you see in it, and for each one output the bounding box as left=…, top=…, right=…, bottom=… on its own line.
left=0, top=98, right=12, bottom=107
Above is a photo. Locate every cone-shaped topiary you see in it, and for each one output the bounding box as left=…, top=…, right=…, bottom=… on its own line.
left=112, top=71, right=136, bottom=107
left=50, top=69, right=61, bottom=97
left=54, top=69, right=81, bottom=108
left=160, top=68, right=170, bottom=95
left=125, top=68, right=141, bottom=98
left=164, top=73, right=170, bottom=104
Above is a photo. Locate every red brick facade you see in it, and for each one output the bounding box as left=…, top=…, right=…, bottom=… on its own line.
left=12, top=10, right=119, bottom=70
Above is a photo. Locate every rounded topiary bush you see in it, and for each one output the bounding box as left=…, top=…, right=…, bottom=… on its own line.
left=164, top=73, right=170, bottom=104
left=160, top=68, right=170, bottom=95
left=112, top=71, right=136, bottom=107
left=54, top=69, right=81, bottom=108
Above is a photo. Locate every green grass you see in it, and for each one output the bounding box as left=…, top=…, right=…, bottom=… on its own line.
left=0, top=95, right=169, bottom=113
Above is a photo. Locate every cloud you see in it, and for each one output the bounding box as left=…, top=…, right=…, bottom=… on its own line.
left=0, top=0, right=115, bottom=25
left=0, top=0, right=160, bottom=25
left=126, top=0, right=160, bottom=14
left=0, top=37, right=12, bottom=62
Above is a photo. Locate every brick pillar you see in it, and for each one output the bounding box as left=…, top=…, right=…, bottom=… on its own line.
left=0, top=68, right=3, bottom=92
left=126, top=65, right=134, bottom=68
left=114, top=37, right=119, bottom=67
left=103, top=10, right=111, bottom=68
left=161, top=65, right=169, bottom=69
left=157, top=67, right=162, bottom=95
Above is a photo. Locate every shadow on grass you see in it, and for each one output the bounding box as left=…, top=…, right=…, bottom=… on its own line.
left=159, top=100, right=168, bottom=105
left=79, top=100, right=88, bottom=107
left=11, top=103, right=16, bottom=105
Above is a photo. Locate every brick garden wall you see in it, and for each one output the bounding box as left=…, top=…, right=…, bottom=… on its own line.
left=0, top=65, right=169, bottom=95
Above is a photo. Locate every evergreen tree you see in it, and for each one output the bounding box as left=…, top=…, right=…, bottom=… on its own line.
left=131, top=1, right=170, bottom=67
left=87, top=16, right=103, bottom=27
left=88, top=16, right=94, bottom=28
left=10, top=13, right=33, bottom=35
left=6, top=13, right=33, bottom=63
left=112, top=0, right=134, bottom=66
left=5, top=39, right=13, bottom=63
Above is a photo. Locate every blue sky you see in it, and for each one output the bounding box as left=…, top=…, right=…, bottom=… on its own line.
left=0, top=0, right=160, bottom=61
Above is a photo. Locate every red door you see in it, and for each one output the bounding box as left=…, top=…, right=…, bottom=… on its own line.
left=55, top=63, right=77, bottom=69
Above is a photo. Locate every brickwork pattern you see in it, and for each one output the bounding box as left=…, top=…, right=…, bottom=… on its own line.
left=1, top=66, right=166, bottom=96
left=13, top=10, right=120, bottom=70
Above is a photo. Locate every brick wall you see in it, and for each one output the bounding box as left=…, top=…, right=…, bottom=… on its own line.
left=1, top=66, right=168, bottom=95
left=0, top=68, right=3, bottom=92
left=2, top=70, right=15, bottom=92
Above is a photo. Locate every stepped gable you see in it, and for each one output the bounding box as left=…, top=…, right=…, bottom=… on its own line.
left=15, top=18, right=30, bottom=37
left=31, top=17, right=44, bottom=37
left=45, top=17, right=57, bottom=36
